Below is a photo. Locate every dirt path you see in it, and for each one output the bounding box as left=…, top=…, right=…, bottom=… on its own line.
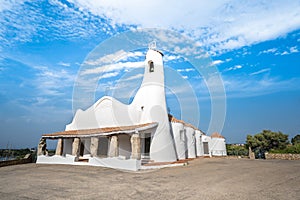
left=0, top=158, right=299, bottom=200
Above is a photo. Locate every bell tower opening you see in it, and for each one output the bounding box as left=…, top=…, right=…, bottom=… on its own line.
left=148, top=60, right=154, bottom=72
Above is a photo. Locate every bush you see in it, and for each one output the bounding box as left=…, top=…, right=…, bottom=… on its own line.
left=291, top=135, right=300, bottom=145
left=226, top=144, right=248, bottom=156
left=269, top=144, right=300, bottom=154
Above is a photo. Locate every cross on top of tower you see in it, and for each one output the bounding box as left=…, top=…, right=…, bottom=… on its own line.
left=148, top=41, right=156, bottom=50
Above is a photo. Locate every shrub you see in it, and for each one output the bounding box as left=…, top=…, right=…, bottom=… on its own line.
left=269, top=144, right=300, bottom=154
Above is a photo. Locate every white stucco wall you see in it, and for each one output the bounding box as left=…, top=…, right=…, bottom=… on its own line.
left=37, top=154, right=76, bottom=164
left=37, top=155, right=141, bottom=171
left=170, top=122, right=186, bottom=160
left=201, top=135, right=212, bottom=157
left=66, top=96, right=135, bottom=130
left=210, top=138, right=227, bottom=156
left=131, top=49, right=177, bottom=162
left=64, top=49, right=177, bottom=163
left=185, top=126, right=196, bottom=158
left=195, top=130, right=202, bottom=157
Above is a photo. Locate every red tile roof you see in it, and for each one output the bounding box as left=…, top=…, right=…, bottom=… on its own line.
left=168, top=114, right=205, bottom=134
left=42, top=122, right=158, bottom=139
left=211, top=132, right=225, bottom=139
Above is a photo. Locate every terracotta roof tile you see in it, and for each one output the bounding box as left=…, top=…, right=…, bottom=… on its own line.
left=168, top=114, right=185, bottom=124
left=42, top=122, right=158, bottom=138
left=211, top=132, right=225, bottom=139
left=168, top=114, right=205, bottom=134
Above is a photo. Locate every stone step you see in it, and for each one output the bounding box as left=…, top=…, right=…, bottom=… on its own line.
left=141, top=159, right=154, bottom=164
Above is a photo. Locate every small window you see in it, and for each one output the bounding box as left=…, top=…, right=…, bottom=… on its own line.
left=148, top=60, right=154, bottom=72
left=180, top=129, right=185, bottom=141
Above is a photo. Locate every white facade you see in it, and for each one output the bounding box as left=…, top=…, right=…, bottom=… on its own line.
left=65, top=49, right=177, bottom=163
left=209, top=133, right=227, bottom=156
left=201, top=135, right=212, bottom=157
left=170, top=122, right=186, bottom=160
left=195, top=130, right=203, bottom=157
left=185, top=126, right=196, bottom=158
left=37, top=47, right=226, bottom=171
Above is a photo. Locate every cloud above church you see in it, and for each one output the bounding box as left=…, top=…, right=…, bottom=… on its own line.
left=66, top=0, right=300, bottom=54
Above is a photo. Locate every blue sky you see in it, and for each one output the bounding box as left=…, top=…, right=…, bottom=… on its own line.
left=0, top=0, right=300, bottom=148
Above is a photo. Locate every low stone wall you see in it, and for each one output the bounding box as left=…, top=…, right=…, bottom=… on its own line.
left=265, top=153, right=300, bottom=160
left=0, top=154, right=32, bottom=167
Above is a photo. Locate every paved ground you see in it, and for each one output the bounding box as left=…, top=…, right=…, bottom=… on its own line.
left=0, top=158, right=299, bottom=200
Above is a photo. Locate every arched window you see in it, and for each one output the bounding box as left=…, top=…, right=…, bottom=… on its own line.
left=148, top=60, right=154, bottom=72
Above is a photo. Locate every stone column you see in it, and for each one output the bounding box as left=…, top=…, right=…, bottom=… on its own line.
left=72, top=138, right=81, bottom=159
left=37, top=138, right=47, bottom=156
left=249, top=146, right=255, bottom=160
left=131, top=133, right=141, bottom=160
left=108, top=135, right=119, bottom=157
left=55, top=138, right=64, bottom=156
left=90, top=137, right=99, bottom=157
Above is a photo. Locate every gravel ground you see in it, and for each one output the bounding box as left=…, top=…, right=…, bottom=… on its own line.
left=0, top=158, right=299, bottom=200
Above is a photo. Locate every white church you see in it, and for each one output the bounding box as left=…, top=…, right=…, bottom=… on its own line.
left=37, top=45, right=227, bottom=171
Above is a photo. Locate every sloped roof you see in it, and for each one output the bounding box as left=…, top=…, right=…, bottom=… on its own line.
left=168, top=114, right=205, bottom=134
left=168, top=114, right=185, bottom=124
left=42, top=122, right=158, bottom=139
left=211, top=132, right=225, bottom=139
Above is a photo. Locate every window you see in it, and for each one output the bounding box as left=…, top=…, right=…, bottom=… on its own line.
left=203, top=142, right=209, bottom=154
left=148, top=60, right=154, bottom=72
left=180, top=129, right=185, bottom=141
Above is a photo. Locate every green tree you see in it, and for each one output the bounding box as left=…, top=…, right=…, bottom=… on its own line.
left=246, top=130, right=289, bottom=152
left=291, top=134, right=300, bottom=145
left=226, top=144, right=248, bottom=156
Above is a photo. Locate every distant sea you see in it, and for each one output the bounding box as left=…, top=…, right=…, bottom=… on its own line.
left=0, top=156, right=15, bottom=161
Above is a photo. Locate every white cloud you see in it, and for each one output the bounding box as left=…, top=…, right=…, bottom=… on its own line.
left=58, top=62, right=71, bottom=67
left=177, top=68, right=195, bottom=72
left=2, top=1, right=300, bottom=55
left=224, top=65, right=242, bottom=72
left=259, top=48, right=278, bottom=55
left=223, top=75, right=300, bottom=98
left=33, top=65, right=76, bottom=96
left=81, top=61, right=144, bottom=75
left=100, top=71, right=119, bottom=79
left=67, top=0, right=300, bottom=54
left=278, top=46, right=299, bottom=55
left=249, top=68, right=270, bottom=76
left=290, top=46, right=299, bottom=53
left=0, top=0, right=118, bottom=50
left=211, top=58, right=232, bottom=66
left=164, top=55, right=181, bottom=61
left=0, top=0, right=27, bottom=12
left=85, top=50, right=143, bottom=66
left=212, top=60, right=224, bottom=65
left=120, top=74, right=143, bottom=81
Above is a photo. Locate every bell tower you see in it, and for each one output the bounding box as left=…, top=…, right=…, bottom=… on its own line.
left=131, top=42, right=177, bottom=162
